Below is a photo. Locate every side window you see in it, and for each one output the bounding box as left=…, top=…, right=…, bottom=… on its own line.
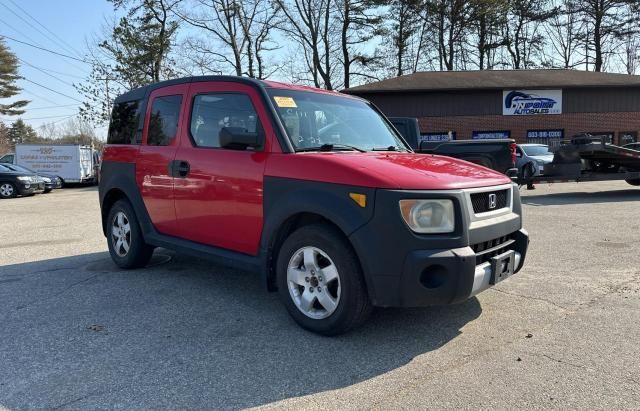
left=147, top=95, right=182, bottom=146
left=107, top=100, right=141, bottom=144
left=190, top=93, right=260, bottom=149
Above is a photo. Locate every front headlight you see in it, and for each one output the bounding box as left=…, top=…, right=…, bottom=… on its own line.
left=17, top=176, right=32, bottom=182
left=399, top=199, right=455, bottom=233
left=42, top=177, right=51, bottom=183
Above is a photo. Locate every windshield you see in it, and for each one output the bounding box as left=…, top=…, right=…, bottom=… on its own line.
left=522, top=145, right=552, bottom=156
left=5, top=164, right=33, bottom=173
left=267, top=89, right=409, bottom=152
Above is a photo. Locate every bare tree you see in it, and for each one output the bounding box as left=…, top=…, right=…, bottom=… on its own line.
left=578, top=0, right=635, bottom=72
left=335, top=0, right=384, bottom=87
left=424, top=0, right=473, bottom=71
left=276, top=0, right=337, bottom=89
left=468, top=0, right=508, bottom=70
left=501, top=0, right=556, bottom=69
left=544, top=0, right=584, bottom=68
left=177, top=0, right=280, bottom=78
left=614, top=2, right=640, bottom=74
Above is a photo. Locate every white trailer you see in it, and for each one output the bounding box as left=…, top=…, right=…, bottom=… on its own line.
left=13, top=144, right=97, bottom=184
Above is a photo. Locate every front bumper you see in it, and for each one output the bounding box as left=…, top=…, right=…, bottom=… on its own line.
left=397, top=229, right=528, bottom=306
left=348, top=184, right=529, bottom=307
left=16, top=181, right=38, bottom=195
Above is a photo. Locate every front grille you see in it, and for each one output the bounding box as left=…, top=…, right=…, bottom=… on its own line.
left=470, top=189, right=508, bottom=214
left=471, top=235, right=515, bottom=265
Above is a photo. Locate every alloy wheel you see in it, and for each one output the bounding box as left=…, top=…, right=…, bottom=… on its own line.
left=287, top=246, right=341, bottom=319
left=0, top=183, right=14, bottom=197
left=111, top=211, right=132, bottom=257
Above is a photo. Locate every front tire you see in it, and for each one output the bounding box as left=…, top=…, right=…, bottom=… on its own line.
left=0, top=183, right=17, bottom=199
left=106, top=199, right=154, bottom=269
left=626, top=179, right=640, bottom=186
left=277, top=224, right=372, bottom=335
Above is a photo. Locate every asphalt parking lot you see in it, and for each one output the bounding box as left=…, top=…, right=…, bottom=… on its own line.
left=1, top=182, right=639, bottom=410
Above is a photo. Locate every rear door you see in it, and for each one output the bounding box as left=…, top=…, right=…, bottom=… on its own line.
left=136, top=85, right=188, bottom=237
left=173, top=82, right=273, bottom=255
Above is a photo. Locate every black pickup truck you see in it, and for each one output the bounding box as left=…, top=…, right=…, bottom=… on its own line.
left=390, top=117, right=517, bottom=177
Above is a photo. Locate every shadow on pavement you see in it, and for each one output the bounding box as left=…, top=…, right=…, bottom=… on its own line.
left=522, top=188, right=640, bottom=206
left=0, top=251, right=482, bottom=410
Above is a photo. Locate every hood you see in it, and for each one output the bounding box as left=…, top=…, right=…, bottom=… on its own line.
left=530, top=154, right=554, bottom=163
left=266, top=152, right=511, bottom=190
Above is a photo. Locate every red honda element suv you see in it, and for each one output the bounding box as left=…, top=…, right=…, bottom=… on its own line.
left=99, top=76, right=529, bottom=335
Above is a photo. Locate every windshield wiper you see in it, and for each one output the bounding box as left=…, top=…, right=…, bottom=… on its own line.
left=296, top=143, right=366, bottom=153
left=371, top=145, right=406, bottom=152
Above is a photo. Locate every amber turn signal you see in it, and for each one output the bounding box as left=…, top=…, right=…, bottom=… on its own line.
left=349, top=193, right=367, bottom=208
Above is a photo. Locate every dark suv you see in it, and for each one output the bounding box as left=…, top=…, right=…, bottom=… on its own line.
left=100, top=76, right=529, bottom=335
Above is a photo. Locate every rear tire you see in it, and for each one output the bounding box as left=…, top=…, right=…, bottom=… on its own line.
left=0, top=183, right=17, bottom=199
left=276, top=224, right=372, bottom=335
left=106, top=199, right=154, bottom=269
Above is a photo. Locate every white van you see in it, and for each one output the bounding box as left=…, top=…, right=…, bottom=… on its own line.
left=2, top=144, right=98, bottom=184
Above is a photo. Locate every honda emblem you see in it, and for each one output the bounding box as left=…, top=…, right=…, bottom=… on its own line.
left=488, top=193, right=497, bottom=209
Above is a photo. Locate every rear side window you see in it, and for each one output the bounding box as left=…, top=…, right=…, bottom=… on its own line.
left=107, top=100, right=142, bottom=144
left=190, top=93, right=260, bottom=148
left=147, top=95, right=182, bottom=146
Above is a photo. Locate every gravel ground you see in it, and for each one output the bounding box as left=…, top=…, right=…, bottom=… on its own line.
left=0, top=182, right=639, bottom=410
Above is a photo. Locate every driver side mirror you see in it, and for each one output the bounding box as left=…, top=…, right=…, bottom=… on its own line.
left=516, top=152, right=522, bottom=157
left=219, top=127, right=263, bottom=150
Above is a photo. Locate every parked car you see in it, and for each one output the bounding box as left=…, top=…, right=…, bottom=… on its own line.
left=388, top=117, right=518, bottom=177
left=100, top=76, right=529, bottom=335
left=0, top=163, right=45, bottom=198
left=622, top=142, right=640, bottom=151
left=515, top=144, right=554, bottom=177
left=1, top=164, right=62, bottom=193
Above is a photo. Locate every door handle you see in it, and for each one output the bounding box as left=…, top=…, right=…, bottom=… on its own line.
left=169, top=160, right=190, bottom=178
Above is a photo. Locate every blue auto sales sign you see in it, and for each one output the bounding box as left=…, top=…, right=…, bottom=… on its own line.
left=503, top=89, right=562, bottom=115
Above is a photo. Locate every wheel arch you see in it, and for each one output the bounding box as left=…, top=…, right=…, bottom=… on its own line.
left=101, top=187, right=129, bottom=236
left=260, top=178, right=376, bottom=297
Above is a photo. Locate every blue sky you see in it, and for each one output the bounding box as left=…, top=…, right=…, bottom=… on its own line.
left=0, top=0, right=115, bottom=135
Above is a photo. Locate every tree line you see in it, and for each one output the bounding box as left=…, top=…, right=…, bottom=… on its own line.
left=3, top=0, right=640, bottom=133
left=71, top=0, right=640, bottom=124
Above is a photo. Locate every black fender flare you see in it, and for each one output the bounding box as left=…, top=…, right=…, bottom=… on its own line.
left=259, top=177, right=376, bottom=291
left=99, top=161, right=154, bottom=237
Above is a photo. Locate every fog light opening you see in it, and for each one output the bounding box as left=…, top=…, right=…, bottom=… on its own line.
left=419, top=265, right=448, bottom=289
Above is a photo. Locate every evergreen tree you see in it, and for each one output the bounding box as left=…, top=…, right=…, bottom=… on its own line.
left=0, top=39, right=29, bottom=116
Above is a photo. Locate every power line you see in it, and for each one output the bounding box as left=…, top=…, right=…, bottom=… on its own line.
left=25, top=104, right=80, bottom=111
left=15, top=58, right=86, bottom=80
left=5, top=0, right=87, bottom=60
left=21, top=79, right=84, bottom=103
left=0, top=16, right=47, bottom=49
left=0, top=0, right=84, bottom=61
left=18, top=58, right=76, bottom=87
left=21, top=87, right=61, bottom=106
left=1, top=113, right=78, bottom=121
left=0, top=34, right=91, bottom=64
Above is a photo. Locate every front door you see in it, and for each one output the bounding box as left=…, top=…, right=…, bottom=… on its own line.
left=136, top=85, right=188, bottom=237
left=173, top=82, right=274, bottom=255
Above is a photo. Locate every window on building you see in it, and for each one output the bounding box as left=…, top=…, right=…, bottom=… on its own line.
left=147, top=95, right=183, bottom=146
left=189, top=93, right=261, bottom=149
left=619, top=132, right=637, bottom=145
